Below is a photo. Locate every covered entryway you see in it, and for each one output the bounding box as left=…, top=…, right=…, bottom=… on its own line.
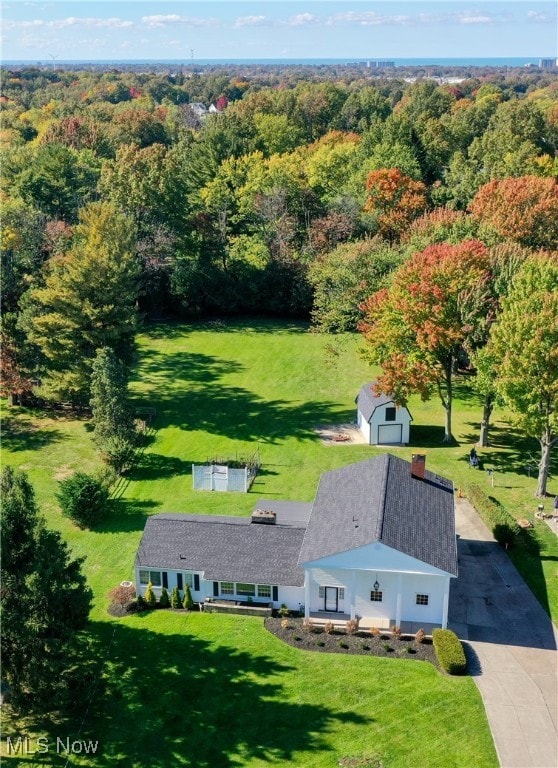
left=324, top=586, right=339, bottom=612
left=378, top=423, right=402, bottom=444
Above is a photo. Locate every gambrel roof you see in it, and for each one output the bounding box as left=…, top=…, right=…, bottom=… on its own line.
left=356, top=382, right=412, bottom=423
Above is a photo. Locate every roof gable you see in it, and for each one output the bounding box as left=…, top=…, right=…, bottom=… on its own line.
left=356, top=382, right=410, bottom=423
left=298, top=454, right=457, bottom=575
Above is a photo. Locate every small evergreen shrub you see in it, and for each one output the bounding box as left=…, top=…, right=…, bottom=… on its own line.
left=56, top=471, right=108, bottom=528
left=170, top=586, right=182, bottom=609
left=338, top=640, right=349, bottom=649
left=382, top=643, right=392, bottom=652
left=159, top=587, right=170, bottom=608
left=415, top=628, right=426, bottom=644
left=182, top=583, right=194, bottom=610
left=432, top=629, right=467, bottom=675
left=278, top=603, right=290, bottom=617
left=324, top=621, right=334, bottom=635
left=135, top=594, right=146, bottom=611
left=144, top=582, right=157, bottom=608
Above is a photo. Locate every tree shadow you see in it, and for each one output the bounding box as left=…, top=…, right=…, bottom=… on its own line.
left=143, top=317, right=311, bottom=339
left=95, top=498, right=160, bottom=535
left=3, top=618, right=369, bottom=767
left=135, top=350, right=243, bottom=386
left=1, top=415, right=64, bottom=452
left=410, top=424, right=456, bottom=447
left=126, top=453, right=193, bottom=483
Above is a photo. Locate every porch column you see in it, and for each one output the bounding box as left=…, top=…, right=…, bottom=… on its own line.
left=395, top=573, right=403, bottom=627
left=304, top=571, right=310, bottom=620
left=350, top=570, right=357, bottom=620
left=442, top=577, right=450, bottom=629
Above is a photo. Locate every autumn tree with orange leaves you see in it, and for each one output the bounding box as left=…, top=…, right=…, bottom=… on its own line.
left=469, top=176, right=558, bottom=250
left=363, top=168, right=427, bottom=243
left=359, top=240, right=493, bottom=442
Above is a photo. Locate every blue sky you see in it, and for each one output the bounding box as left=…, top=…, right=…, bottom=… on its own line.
left=1, top=1, right=556, bottom=60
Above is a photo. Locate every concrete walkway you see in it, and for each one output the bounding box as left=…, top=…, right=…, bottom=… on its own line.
left=449, top=498, right=558, bottom=768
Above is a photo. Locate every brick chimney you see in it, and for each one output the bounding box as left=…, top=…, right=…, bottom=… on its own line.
left=411, top=454, right=426, bottom=479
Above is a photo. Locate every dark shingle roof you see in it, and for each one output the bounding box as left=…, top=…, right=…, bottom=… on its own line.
left=135, top=514, right=305, bottom=586
left=298, top=454, right=457, bottom=575
left=356, top=382, right=397, bottom=422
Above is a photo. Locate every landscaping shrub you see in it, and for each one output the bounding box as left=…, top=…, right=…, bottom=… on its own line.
left=56, top=471, right=109, bottom=528
left=281, top=618, right=291, bottom=630
left=370, top=626, right=381, bottom=637
left=144, top=582, right=157, bottom=608
left=278, top=603, right=290, bottom=617
left=432, top=629, right=467, bottom=675
left=170, top=586, right=182, bottom=609
left=108, top=583, right=136, bottom=615
left=415, top=628, right=426, bottom=644
left=390, top=625, right=402, bottom=639
left=382, top=643, right=392, bottom=652
left=182, top=584, right=194, bottom=610
left=159, top=587, right=170, bottom=608
left=135, top=594, right=146, bottom=611
left=338, top=640, right=349, bottom=649
left=345, top=618, right=359, bottom=635
left=464, top=485, right=520, bottom=548
left=324, top=621, right=334, bottom=635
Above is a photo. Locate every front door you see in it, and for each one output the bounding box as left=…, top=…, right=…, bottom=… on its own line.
left=324, top=586, right=338, bottom=612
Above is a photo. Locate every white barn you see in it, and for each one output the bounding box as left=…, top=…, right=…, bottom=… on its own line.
left=356, top=382, right=412, bottom=445
left=134, top=455, right=457, bottom=632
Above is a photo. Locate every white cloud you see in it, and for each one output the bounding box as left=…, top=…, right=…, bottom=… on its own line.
left=285, top=13, right=318, bottom=27
left=51, top=17, right=134, bottom=29
left=142, top=14, right=218, bottom=28
left=456, top=13, right=493, bottom=24
left=527, top=11, right=556, bottom=23
left=234, top=15, right=269, bottom=28
left=326, top=12, right=412, bottom=26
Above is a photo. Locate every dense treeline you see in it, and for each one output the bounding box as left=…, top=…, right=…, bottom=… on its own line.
left=1, top=67, right=557, bottom=491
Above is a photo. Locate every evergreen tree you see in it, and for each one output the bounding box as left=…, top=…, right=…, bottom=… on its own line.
left=56, top=471, right=108, bottom=529
left=159, top=587, right=170, bottom=608
left=20, top=201, right=140, bottom=404
left=183, top=583, right=194, bottom=610
left=1, top=467, right=92, bottom=712
left=170, top=586, right=182, bottom=609
left=144, top=582, right=157, bottom=608
left=90, top=347, right=135, bottom=470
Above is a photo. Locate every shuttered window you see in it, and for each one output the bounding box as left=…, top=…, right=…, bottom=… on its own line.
left=194, top=574, right=200, bottom=591
left=177, top=573, right=183, bottom=591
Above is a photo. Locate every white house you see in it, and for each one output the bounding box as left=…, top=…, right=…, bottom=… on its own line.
left=356, top=382, right=412, bottom=445
left=134, top=454, right=457, bottom=632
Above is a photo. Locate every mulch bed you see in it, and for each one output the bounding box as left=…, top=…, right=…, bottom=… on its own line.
left=265, top=617, right=439, bottom=667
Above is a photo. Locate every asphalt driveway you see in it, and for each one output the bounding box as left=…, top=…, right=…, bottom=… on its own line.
left=448, top=497, right=558, bottom=768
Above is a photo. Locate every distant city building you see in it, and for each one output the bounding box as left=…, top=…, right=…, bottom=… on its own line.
left=539, top=58, right=558, bottom=69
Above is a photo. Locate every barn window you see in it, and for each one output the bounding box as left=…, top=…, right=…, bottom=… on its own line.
left=385, top=407, right=396, bottom=422
left=416, top=594, right=429, bottom=606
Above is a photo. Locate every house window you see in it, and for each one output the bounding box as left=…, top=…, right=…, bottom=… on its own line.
left=220, top=581, right=234, bottom=595
left=139, top=570, right=161, bottom=587
left=385, top=407, right=396, bottom=422
left=236, top=583, right=256, bottom=597
left=416, top=594, right=429, bottom=606
left=370, top=590, right=383, bottom=602
left=257, top=585, right=271, bottom=598
left=182, top=573, right=193, bottom=587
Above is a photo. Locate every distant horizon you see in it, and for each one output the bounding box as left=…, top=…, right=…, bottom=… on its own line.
left=2, top=57, right=555, bottom=66
left=2, top=2, right=556, bottom=61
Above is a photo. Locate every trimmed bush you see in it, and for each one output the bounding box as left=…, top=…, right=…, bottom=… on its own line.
left=432, top=629, right=467, bottom=675
left=324, top=621, right=334, bottom=635
left=346, top=618, right=359, bottom=635
left=170, top=586, right=182, bottom=609
left=182, top=583, right=194, bottom=610
left=463, top=485, right=520, bottom=548
left=56, top=471, right=109, bottom=529
left=370, top=626, right=381, bottom=637
left=415, top=628, right=426, bottom=644
left=159, top=587, right=170, bottom=608
left=390, top=625, right=402, bottom=639
left=144, top=582, right=157, bottom=608
left=278, top=603, right=290, bottom=617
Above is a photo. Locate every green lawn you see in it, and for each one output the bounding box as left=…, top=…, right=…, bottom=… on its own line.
left=3, top=317, right=556, bottom=767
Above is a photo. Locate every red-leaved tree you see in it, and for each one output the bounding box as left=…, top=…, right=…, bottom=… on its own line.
left=359, top=240, right=493, bottom=442
left=364, top=168, right=427, bottom=243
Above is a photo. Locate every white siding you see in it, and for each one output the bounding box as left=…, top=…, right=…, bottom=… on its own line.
left=305, top=541, right=452, bottom=576
left=370, top=404, right=411, bottom=445
left=277, top=586, right=305, bottom=612
left=357, top=410, right=371, bottom=444
left=399, top=574, right=448, bottom=625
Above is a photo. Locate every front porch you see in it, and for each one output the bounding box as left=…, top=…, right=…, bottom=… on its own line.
left=309, top=612, right=442, bottom=637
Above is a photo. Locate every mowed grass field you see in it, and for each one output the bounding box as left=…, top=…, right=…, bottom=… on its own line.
left=2, top=317, right=556, bottom=767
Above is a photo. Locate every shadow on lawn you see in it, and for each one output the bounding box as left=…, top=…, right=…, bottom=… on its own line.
left=96, top=498, right=160, bottom=534
left=143, top=317, right=310, bottom=340
left=5, top=619, right=369, bottom=767
left=1, top=414, right=64, bottom=452
left=461, top=422, right=552, bottom=477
